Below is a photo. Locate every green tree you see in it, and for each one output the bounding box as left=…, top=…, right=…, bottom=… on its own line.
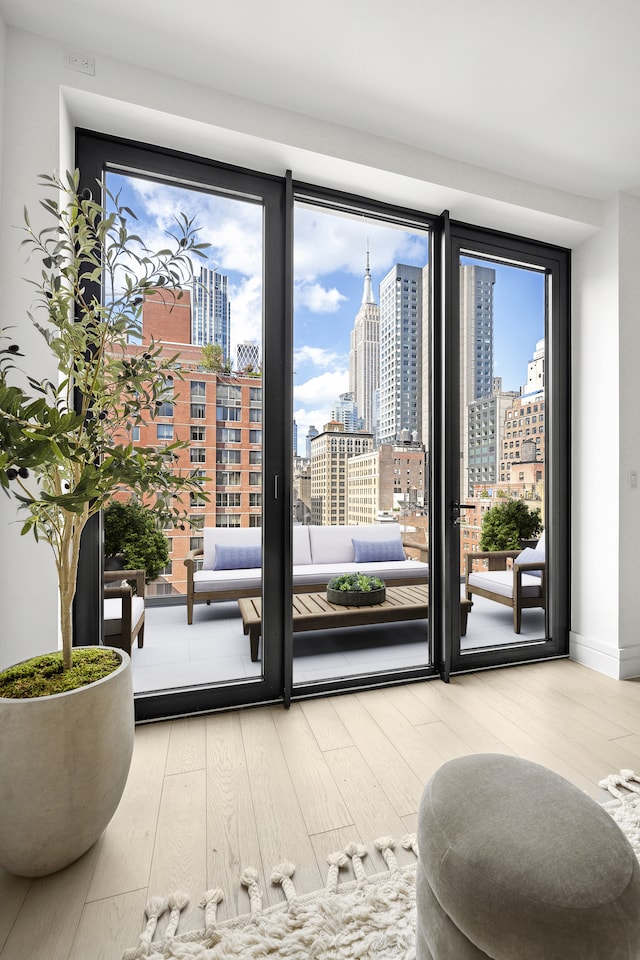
left=479, top=499, right=542, bottom=551
left=0, top=171, right=209, bottom=670
left=200, top=342, right=223, bottom=371
left=104, top=499, right=170, bottom=582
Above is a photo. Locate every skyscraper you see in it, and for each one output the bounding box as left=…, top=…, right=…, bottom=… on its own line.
left=191, top=266, right=231, bottom=361
left=459, top=263, right=496, bottom=495
left=331, top=392, right=363, bottom=432
left=236, top=340, right=261, bottom=372
left=378, top=263, right=423, bottom=444
left=349, top=252, right=380, bottom=435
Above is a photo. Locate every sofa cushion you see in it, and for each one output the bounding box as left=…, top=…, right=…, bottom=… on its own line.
left=193, top=568, right=262, bottom=593
left=203, top=527, right=261, bottom=570
left=214, top=543, right=261, bottom=570
left=292, top=558, right=429, bottom=586
left=292, top=525, right=312, bottom=566
left=308, top=523, right=403, bottom=565
left=352, top=536, right=405, bottom=563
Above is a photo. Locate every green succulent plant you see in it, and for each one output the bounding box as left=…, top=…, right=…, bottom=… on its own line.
left=327, top=573, right=386, bottom=592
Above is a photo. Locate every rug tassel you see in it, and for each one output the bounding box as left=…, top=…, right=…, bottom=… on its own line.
left=241, top=867, right=263, bottom=914
left=271, top=862, right=297, bottom=904
left=122, top=895, right=168, bottom=959
left=326, top=851, right=348, bottom=892
left=197, top=888, right=224, bottom=946
left=375, top=836, right=399, bottom=874
left=164, top=891, right=190, bottom=940
left=401, top=833, right=419, bottom=857
left=599, top=771, right=640, bottom=799
left=344, top=842, right=368, bottom=882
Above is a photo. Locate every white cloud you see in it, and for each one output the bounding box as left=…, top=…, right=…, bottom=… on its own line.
left=294, top=345, right=343, bottom=369
left=294, top=369, right=349, bottom=407
left=295, top=281, right=346, bottom=313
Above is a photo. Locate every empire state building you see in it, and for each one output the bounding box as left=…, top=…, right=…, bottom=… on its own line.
left=349, top=252, right=380, bottom=435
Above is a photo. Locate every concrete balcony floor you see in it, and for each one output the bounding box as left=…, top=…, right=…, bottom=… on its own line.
left=130, top=591, right=547, bottom=695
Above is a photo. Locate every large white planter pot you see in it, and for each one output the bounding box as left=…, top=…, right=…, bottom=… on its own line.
left=0, top=647, right=134, bottom=877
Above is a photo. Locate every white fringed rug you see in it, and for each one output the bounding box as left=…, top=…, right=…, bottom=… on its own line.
left=123, top=771, right=640, bottom=960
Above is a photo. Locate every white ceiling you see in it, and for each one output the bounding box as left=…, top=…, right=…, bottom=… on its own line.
left=1, top=0, right=638, bottom=201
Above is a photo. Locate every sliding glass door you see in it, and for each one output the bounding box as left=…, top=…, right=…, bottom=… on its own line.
left=290, top=190, right=437, bottom=693
left=76, top=131, right=290, bottom=720
left=74, top=132, right=570, bottom=719
left=440, top=222, right=570, bottom=677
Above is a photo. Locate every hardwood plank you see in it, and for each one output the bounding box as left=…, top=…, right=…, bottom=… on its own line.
left=272, top=704, right=353, bottom=835
left=86, top=722, right=171, bottom=902
left=0, top=869, right=30, bottom=953
left=355, top=688, right=451, bottom=785
left=147, top=769, right=207, bottom=934
left=205, top=711, right=263, bottom=920
left=0, top=845, right=99, bottom=960
left=299, top=696, right=354, bottom=751
left=309, top=827, right=382, bottom=882
left=408, top=680, right=518, bottom=756
left=69, top=889, right=148, bottom=960
left=330, top=692, right=425, bottom=817
left=379, top=683, right=441, bottom=726
left=239, top=709, right=323, bottom=906
left=322, top=746, right=417, bottom=872
left=165, top=716, right=207, bottom=775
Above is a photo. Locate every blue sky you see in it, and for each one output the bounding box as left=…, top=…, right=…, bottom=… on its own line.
left=107, top=175, right=544, bottom=451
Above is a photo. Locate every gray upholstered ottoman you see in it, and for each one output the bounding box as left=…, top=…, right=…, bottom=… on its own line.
left=416, top=754, right=640, bottom=959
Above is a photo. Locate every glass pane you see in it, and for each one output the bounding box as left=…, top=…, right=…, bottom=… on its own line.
left=458, top=255, right=546, bottom=651
left=293, top=200, right=431, bottom=685
left=103, top=173, right=265, bottom=693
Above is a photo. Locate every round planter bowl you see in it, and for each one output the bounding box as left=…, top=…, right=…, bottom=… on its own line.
left=327, top=586, right=386, bottom=606
left=0, top=647, right=134, bottom=877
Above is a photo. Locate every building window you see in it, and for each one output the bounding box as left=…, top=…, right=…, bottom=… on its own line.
left=190, top=536, right=204, bottom=551
left=217, top=427, right=241, bottom=443
left=216, top=406, right=241, bottom=421
left=249, top=472, right=261, bottom=485
left=190, top=448, right=206, bottom=463
left=191, top=426, right=205, bottom=441
left=191, top=380, right=206, bottom=399
left=249, top=516, right=262, bottom=528
left=190, top=491, right=207, bottom=507
left=249, top=492, right=262, bottom=507
left=216, top=492, right=241, bottom=508
left=217, top=449, right=241, bottom=464
left=249, top=450, right=262, bottom=464
left=249, top=408, right=261, bottom=422
left=249, top=429, right=262, bottom=444
left=216, top=470, right=241, bottom=485
left=216, top=514, right=241, bottom=528
left=157, top=424, right=173, bottom=440
left=190, top=403, right=206, bottom=419
left=132, top=426, right=140, bottom=442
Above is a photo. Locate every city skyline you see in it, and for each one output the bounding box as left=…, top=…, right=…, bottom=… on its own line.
left=106, top=173, right=544, bottom=453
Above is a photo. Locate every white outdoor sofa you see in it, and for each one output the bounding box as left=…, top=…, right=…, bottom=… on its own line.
left=184, top=522, right=429, bottom=624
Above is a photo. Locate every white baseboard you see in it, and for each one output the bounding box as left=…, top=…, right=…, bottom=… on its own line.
left=570, top=630, right=640, bottom=680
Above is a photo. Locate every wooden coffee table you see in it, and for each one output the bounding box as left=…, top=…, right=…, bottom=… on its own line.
left=238, top=585, right=472, bottom=661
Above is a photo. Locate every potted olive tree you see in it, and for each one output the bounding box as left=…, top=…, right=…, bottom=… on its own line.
left=0, top=171, right=208, bottom=877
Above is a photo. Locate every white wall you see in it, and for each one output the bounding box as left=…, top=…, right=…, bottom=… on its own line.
left=0, top=24, right=634, bottom=677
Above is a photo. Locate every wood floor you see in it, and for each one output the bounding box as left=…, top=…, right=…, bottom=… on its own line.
left=2, top=657, right=640, bottom=960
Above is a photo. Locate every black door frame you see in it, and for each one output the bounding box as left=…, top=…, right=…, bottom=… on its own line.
left=438, top=220, right=571, bottom=677
left=74, top=130, right=571, bottom=718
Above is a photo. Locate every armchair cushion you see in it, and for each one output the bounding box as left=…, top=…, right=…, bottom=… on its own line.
left=468, top=569, right=544, bottom=599
left=514, top=546, right=545, bottom=577
left=103, top=596, right=145, bottom=636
